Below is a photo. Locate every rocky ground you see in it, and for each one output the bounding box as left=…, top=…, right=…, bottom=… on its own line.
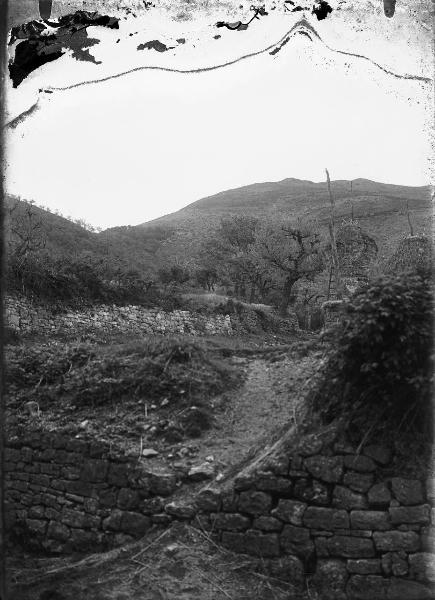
left=6, top=334, right=322, bottom=600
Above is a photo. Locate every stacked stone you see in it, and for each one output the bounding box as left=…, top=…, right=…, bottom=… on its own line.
left=193, top=438, right=434, bottom=600
left=4, top=432, right=185, bottom=554
left=4, top=295, right=235, bottom=337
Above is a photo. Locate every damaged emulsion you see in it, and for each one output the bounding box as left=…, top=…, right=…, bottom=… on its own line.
left=284, top=1, right=333, bottom=21
left=9, top=11, right=119, bottom=88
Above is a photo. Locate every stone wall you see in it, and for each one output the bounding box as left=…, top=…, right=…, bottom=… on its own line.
left=191, top=434, right=435, bottom=599
left=5, top=429, right=434, bottom=599
left=4, top=431, right=185, bottom=554
left=5, top=295, right=234, bottom=336
left=5, top=295, right=298, bottom=337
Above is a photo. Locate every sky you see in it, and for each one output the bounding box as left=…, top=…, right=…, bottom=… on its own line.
left=5, top=4, right=433, bottom=229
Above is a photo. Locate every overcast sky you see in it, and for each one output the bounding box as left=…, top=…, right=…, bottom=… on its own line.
left=5, top=11, right=433, bottom=229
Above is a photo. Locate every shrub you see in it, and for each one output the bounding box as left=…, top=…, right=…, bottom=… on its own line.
left=312, top=272, right=433, bottom=437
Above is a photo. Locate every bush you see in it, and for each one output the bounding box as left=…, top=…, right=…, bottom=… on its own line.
left=312, top=272, right=433, bottom=436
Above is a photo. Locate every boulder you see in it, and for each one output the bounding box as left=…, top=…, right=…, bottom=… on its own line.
left=271, top=499, right=307, bottom=525
left=313, top=559, right=348, bottom=600
left=238, top=491, right=272, bottom=516
left=391, top=478, right=424, bottom=506
left=304, top=456, right=343, bottom=483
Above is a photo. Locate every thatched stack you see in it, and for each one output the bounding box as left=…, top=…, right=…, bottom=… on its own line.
left=336, top=222, right=378, bottom=282
left=386, top=234, right=432, bottom=276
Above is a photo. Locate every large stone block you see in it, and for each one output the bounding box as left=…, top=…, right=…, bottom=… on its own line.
left=238, top=491, right=272, bottom=516
left=388, top=578, right=434, bottom=600
left=391, top=478, right=424, bottom=506
left=255, top=474, right=292, bottom=495
left=303, top=507, right=349, bottom=530
left=148, top=472, right=177, bottom=497
left=409, top=553, right=435, bottom=583
left=363, top=445, right=392, bottom=466
left=120, top=511, right=151, bottom=536
left=196, top=488, right=221, bottom=512
left=211, top=513, right=251, bottom=531
left=252, top=516, right=283, bottom=532
left=280, top=524, right=314, bottom=559
left=81, top=459, right=109, bottom=483
left=368, top=483, right=391, bottom=507
left=350, top=510, right=391, bottom=531
left=60, top=509, right=100, bottom=530
left=344, top=456, right=377, bottom=473
left=347, top=559, right=382, bottom=575
left=165, top=501, right=196, bottom=520
left=312, top=559, right=348, bottom=600
left=117, top=488, right=140, bottom=511
left=381, top=552, right=408, bottom=577
left=47, top=521, right=70, bottom=542
left=107, top=464, right=128, bottom=488
left=333, top=486, right=368, bottom=510
left=304, top=455, right=343, bottom=483
left=271, top=499, right=307, bottom=525
left=347, top=575, right=389, bottom=600
left=373, top=531, right=420, bottom=553
left=344, top=472, right=375, bottom=494
left=316, top=535, right=375, bottom=558
left=293, top=478, right=329, bottom=505
left=389, top=505, right=431, bottom=525
left=221, top=530, right=280, bottom=557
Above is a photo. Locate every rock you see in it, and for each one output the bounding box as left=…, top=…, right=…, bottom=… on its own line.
left=294, top=478, right=329, bottom=505
left=238, top=491, right=272, bottom=517
left=344, top=455, right=376, bottom=473
left=391, top=478, right=424, bottom=506
left=312, top=559, right=348, bottom=600
left=221, top=530, right=280, bottom=557
left=368, top=483, right=391, bottom=507
left=316, top=535, right=375, bottom=558
left=343, top=472, right=375, bottom=493
left=25, top=401, right=39, bottom=416
left=205, top=455, right=214, bottom=462
left=304, top=455, right=343, bottom=483
left=373, top=531, right=420, bottom=552
left=388, top=577, right=434, bottom=600
left=389, top=505, right=431, bottom=525
left=271, top=499, right=307, bottom=525
left=142, top=448, right=159, bottom=458
left=303, top=507, right=349, bottom=530
left=117, top=488, right=140, bottom=511
left=47, top=521, right=70, bottom=542
left=102, top=509, right=123, bottom=531
left=409, top=553, right=435, bottom=583
left=347, top=575, right=389, bottom=599
left=107, top=463, right=128, bottom=487
left=381, top=551, right=408, bottom=577
left=165, top=501, right=196, bottom=520
left=333, top=486, right=368, bottom=510
left=280, top=524, right=315, bottom=559
left=347, top=559, right=382, bottom=575
left=81, top=459, right=108, bottom=483
left=211, top=513, right=250, bottom=531
left=149, top=472, right=177, bottom=496
left=363, top=445, right=392, bottom=466
left=187, top=463, right=215, bottom=482
left=120, top=511, right=151, bottom=536
left=297, top=434, right=323, bottom=456
left=255, top=474, right=292, bottom=495
left=268, top=555, right=304, bottom=588
left=196, top=488, right=221, bottom=512
left=253, top=516, right=283, bottom=532
left=350, top=510, right=391, bottom=531
left=25, top=518, right=47, bottom=535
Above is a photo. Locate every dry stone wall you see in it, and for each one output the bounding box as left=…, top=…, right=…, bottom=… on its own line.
left=5, top=295, right=234, bottom=336
left=5, top=429, right=434, bottom=599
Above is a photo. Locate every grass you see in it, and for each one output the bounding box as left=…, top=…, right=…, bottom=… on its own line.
left=6, top=336, right=242, bottom=414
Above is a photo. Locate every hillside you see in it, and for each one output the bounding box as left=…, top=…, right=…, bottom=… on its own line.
left=138, top=178, right=432, bottom=262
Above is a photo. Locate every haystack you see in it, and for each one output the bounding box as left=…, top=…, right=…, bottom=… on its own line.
left=386, top=235, right=432, bottom=276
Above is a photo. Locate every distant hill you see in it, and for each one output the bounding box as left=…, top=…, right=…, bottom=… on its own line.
left=138, top=178, right=432, bottom=261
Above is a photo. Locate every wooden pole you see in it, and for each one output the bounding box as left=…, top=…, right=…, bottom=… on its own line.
left=326, top=169, right=343, bottom=300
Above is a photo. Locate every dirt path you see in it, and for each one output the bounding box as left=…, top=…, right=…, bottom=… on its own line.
left=195, top=351, right=318, bottom=475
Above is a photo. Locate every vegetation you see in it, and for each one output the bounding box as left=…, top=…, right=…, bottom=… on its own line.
left=7, top=337, right=242, bottom=436
left=312, top=271, right=433, bottom=438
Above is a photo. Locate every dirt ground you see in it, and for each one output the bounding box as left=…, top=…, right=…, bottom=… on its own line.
left=6, top=335, right=321, bottom=600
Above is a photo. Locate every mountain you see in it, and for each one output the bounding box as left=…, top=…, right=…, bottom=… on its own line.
left=138, top=178, right=431, bottom=261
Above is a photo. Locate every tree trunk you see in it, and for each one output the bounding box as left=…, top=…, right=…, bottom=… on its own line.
left=279, top=276, right=297, bottom=316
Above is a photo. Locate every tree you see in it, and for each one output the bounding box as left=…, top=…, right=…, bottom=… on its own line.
left=255, top=220, right=325, bottom=316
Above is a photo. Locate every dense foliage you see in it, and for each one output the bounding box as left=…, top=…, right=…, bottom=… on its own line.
left=313, top=272, right=433, bottom=436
